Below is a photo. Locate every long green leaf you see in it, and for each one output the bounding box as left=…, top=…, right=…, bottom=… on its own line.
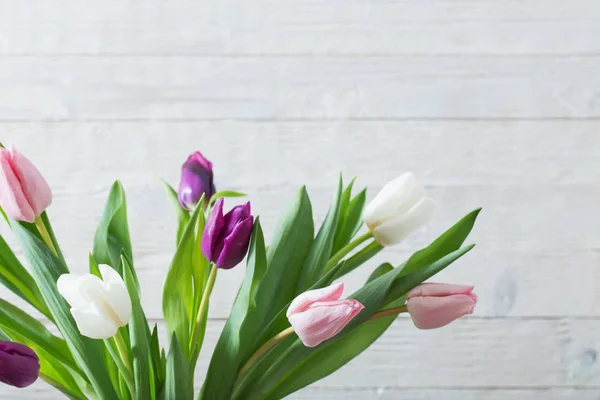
left=253, top=187, right=313, bottom=334
left=162, top=204, right=203, bottom=361
left=332, top=188, right=367, bottom=254
left=201, top=220, right=267, bottom=399
left=0, top=234, right=51, bottom=318
left=162, top=335, right=193, bottom=400
left=93, top=181, right=135, bottom=280
left=296, top=178, right=343, bottom=292
left=122, top=256, right=154, bottom=400
left=12, top=222, right=118, bottom=399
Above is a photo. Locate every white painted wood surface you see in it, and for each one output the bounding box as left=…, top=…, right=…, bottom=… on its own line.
left=0, top=1, right=598, bottom=399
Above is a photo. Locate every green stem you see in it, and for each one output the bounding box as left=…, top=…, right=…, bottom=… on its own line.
left=110, top=334, right=135, bottom=396
left=367, top=304, right=408, bottom=321
left=191, top=265, right=218, bottom=350
left=324, top=231, right=373, bottom=273
left=34, top=216, right=58, bottom=257
left=237, top=304, right=409, bottom=378
left=238, top=326, right=295, bottom=377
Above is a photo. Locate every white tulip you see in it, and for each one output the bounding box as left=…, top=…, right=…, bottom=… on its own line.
left=57, top=265, right=132, bottom=339
left=363, top=172, right=436, bottom=246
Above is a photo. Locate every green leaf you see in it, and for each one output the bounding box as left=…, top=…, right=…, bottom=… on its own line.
left=210, top=190, right=247, bottom=205
left=162, top=204, right=203, bottom=361
left=150, top=324, right=165, bottom=392
left=296, top=178, right=343, bottom=292
left=0, top=234, right=51, bottom=318
left=162, top=335, right=193, bottom=400
left=366, top=262, right=394, bottom=283
left=40, top=211, right=67, bottom=264
left=399, top=208, right=482, bottom=277
left=122, top=256, right=154, bottom=400
left=237, top=209, right=482, bottom=399
left=160, top=180, right=191, bottom=245
left=253, top=187, right=313, bottom=333
left=333, top=187, right=367, bottom=254
left=190, top=206, right=209, bottom=362
left=12, top=221, right=118, bottom=399
left=201, top=220, right=267, bottom=400
left=0, top=298, right=78, bottom=372
left=93, top=181, right=135, bottom=280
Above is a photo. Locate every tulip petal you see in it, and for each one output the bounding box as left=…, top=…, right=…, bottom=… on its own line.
left=371, top=197, right=436, bottom=246
left=202, top=198, right=225, bottom=262
left=407, top=294, right=477, bottom=329
left=363, top=172, right=418, bottom=229
left=8, top=147, right=52, bottom=217
left=215, top=216, right=254, bottom=270
left=100, top=265, right=132, bottom=326
left=0, top=149, right=36, bottom=223
left=287, top=282, right=344, bottom=317
left=289, top=300, right=364, bottom=347
left=71, top=303, right=120, bottom=339
left=407, top=283, right=475, bottom=299
left=57, top=274, right=105, bottom=309
left=0, top=342, right=40, bottom=388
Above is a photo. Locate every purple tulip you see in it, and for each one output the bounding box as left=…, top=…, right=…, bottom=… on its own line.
left=178, top=152, right=216, bottom=210
left=202, top=198, right=254, bottom=270
left=0, top=341, right=40, bottom=388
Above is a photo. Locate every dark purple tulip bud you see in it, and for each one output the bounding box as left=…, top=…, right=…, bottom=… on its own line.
left=0, top=341, right=40, bottom=388
left=178, top=152, right=216, bottom=210
left=202, top=198, right=254, bottom=270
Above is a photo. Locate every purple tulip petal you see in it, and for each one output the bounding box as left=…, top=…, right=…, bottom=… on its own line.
left=178, top=151, right=216, bottom=210
left=201, top=198, right=225, bottom=261
left=0, top=342, right=40, bottom=388
left=215, top=216, right=254, bottom=269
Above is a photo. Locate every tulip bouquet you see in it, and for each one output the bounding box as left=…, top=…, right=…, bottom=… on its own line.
left=0, top=144, right=481, bottom=399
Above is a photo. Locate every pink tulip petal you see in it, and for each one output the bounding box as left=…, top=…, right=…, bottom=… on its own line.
left=289, top=299, right=364, bottom=347
left=8, top=147, right=52, bottom=218
left=407, top=293, right=477, bottom=329
left=407, top=283, right=474, bottom=299
left=0, top=149, right=36, bottom=222
left=286, top=282, right=344, bottom=318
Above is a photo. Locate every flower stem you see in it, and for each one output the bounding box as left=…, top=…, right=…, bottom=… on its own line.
left=324, top=231, right=373, bottom=273
left=367, top=304, right=408, bottom=321
left=238, top=326, right=295, bottom=376
left=34, top=216, right=58, bottom=256
left=110, top=334, right=135, bottom=396
left=238, top=304, right=409, bottom=377
left=192, top=265, right=218, bottom=348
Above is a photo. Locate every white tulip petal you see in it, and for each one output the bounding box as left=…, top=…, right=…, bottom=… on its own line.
left=363, top=172, right=418, bottom=228
left=372, top=197, right=436, bottom=246
left=71, top=304, right=120, bottom=339
left=57, top=274, right=105, bottom=308
left=99, top=265, right=132, bottom=325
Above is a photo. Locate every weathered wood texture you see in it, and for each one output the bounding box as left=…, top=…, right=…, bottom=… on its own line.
left=0, top=0, right=598, bottom=399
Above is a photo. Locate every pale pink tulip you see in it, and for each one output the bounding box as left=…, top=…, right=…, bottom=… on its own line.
left=406, top=283, right=477, bottom=329
left=0, top=147, right=52, bottom=223
left=287, top=282, right=364, bottom=347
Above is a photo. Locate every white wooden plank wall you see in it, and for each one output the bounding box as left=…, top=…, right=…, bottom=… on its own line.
left=0, top=1, right=599, bottom=399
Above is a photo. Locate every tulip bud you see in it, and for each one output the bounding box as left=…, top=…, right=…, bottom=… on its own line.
left=287, top=282, right=364, bottom=347
left=178, top=151, right=216, bottom=210
left=202, top=198, right=254, bottom=270
left=57, top=265, right=132, bottom=339
left=406, top=283, right=477, bottom=329
left=0, top=146, right=52, bottom=223
left=0, top=341, right=40, bottom=388
left=363, top=172, right=435, bottom=246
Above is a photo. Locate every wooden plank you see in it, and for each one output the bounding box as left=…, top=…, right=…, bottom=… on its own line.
left=1, top=121, right=598, bottom=185
left=0, top=0, right=599, bottom=56
left=1, top=56, right=600, bottom=119
left=5, top=318, right=600, bottom=399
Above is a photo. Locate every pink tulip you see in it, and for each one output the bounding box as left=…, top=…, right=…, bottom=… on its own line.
left=0, top=147, right=52, bottom=223
left=287, top=282, right=364, bottom=347
left=406, top=283, right=477, bottom=329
